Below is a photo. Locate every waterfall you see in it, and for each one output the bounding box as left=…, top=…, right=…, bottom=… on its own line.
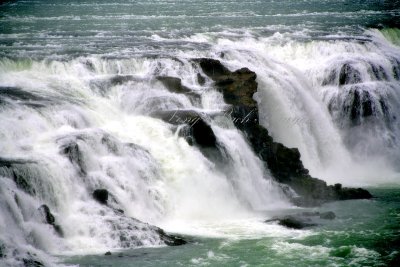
left=208, top=29, right=400, bottom=186
left=0, top=20, right=399, bottom=266
left=0, top=56, right=288, bottom=266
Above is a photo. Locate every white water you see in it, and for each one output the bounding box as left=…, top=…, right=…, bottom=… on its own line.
left=1, top=28, right=400, bottom=266
left=208, top=29, right=400, bottom=186
left=0, top=54, right=289, bottom=266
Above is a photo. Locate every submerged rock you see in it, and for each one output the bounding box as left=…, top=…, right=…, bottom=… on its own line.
left=266, top=210, right=336, bottom=229
left=105, top=251, right=112, bottom=256
left=93, top=189, right=109, bottom=205
left=156, top=76, right=201, bottom=104
left=278, top=216, right=317, bottom=229
left=320, top=211, right=336, bottom=220
left=196, top=58, right=373, bottom=206
left=156, top=228, right=187, bottom=246
left=156, top=76, right=192, bottom=94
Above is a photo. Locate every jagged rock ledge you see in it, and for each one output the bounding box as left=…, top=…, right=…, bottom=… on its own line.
left=194, top=58, right=372, bottom=206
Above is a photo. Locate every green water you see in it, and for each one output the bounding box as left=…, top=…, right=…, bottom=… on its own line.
left=63, top=188, right=400, bottom=267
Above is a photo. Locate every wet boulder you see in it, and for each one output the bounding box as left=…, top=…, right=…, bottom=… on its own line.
left=265, top=210, right=336, bottom=229
left=266, top=215, right=317, bottom=229
left=335, top=186, right=373, bottom=200
left=152, top=110, right=217, bottom=148
left=38, top=204, right=64, bottom=237
left=195, top=58, right=232, bottom=79
left=93, top=189, right=109, bottom=205
left=156, top=228, right=187, bottom=246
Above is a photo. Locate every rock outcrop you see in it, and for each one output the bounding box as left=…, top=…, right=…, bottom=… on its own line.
left=195, top=58, right=372, bottom=206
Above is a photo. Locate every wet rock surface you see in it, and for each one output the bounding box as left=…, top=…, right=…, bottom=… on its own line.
left=38, top=204, right=64, bottom=237
left=152, top=109, right=217, bottom=148
left=265, top=211, right=337, bottom=229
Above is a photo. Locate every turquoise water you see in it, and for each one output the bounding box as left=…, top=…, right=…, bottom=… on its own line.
left=1, top=0, right=399, bottom=58
left=1, top=1, right=400, bottom=267
left=63, top=188, right=400, bottom=267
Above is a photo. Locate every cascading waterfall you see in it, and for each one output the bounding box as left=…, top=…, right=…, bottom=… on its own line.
left=0, top=56, right=289, bottom=266
left=208, top=28, right=400, bottom=186
left=1, top=0, right=400, bottom=266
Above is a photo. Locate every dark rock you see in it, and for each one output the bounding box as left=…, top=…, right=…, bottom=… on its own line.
left=157, top=76, right=192, bottom=94
left=39, top=204, right=55, bottom=224
left=156, top=76, right=201, bottom=104
left=197, top=73, right=206, bottom=85
left=370, top=62, right=388, bottom=81
left=60, top=142, right=87, bottom=175
left=152, top=110, right=217, bottom=148
left=0, top=86, right=52, bottom=108
left=115, top=209, right=125, bottom=214
left=277, top=216, right=316, bottom=229
left=0, top=243, right=5, bottom=258
left=93, top=189, right=109, bottom=205
left=109, top=75, right=137, bottom=85
left=190, top=117, right=217, bottom=148
left=195, top=58, right=231, bottom=79
left=105, top=251, right=112, bottom=256
left=339, top=63, right=362, bottom=85
left=196, top=58, right=373, bottom=206
left=156, top=228, right=187, bottom=246
left=23, top=258, right=44, bottom=267
left=0, top=157, right=37, bottom=195
left=336, top=187, right=373, bottom=200
left=38, top=204, right=64, bottom=237
left=320, top=211, right=336, bottom=220
left=266, top=211, right=335, bottom=229
left=334, top=183, right=342, bottom=191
